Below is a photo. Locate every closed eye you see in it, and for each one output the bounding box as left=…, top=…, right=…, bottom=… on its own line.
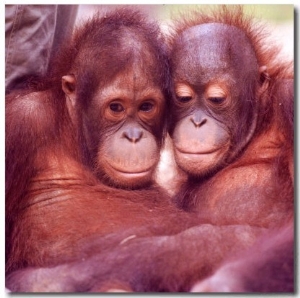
left=208, top=97, right=226, bottom=104
left=177, top=96, right=192, bottom=103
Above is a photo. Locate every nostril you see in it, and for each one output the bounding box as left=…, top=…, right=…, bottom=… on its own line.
left=191, top=117, right=207, bottom=128
left=123, top=128, right=143, bottom=143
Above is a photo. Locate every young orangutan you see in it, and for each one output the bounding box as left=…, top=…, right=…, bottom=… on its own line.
left=6, top=6, right=294, bottom=293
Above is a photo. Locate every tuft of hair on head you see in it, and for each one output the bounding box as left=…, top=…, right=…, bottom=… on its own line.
left=168, top=5, right=292, bottom=79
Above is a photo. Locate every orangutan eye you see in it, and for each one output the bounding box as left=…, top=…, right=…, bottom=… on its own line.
left=139, top=102, right=154, bottom=112
left=109, top=103, right=124, bottom=112
left=177, top=96, right=192, bottom=103
left=175, top=83, right=194, bottom=104
left=206, top=84, right=228, bottom=106
left=208, top=97, right=226, bottom=104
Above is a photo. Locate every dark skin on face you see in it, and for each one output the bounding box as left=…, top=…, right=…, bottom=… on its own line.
left=6, top=6, right=294, bottom=293
left=58, top=18, right=169, bottom=190
left=169, top=20, right=293, bottom=228
left=63, top=62, right=165, bottom=189
left=170, top=23, right=259, bottom=178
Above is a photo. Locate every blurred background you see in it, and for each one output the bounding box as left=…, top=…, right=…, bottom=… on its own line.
left=76, top=4, right=294, bottom=61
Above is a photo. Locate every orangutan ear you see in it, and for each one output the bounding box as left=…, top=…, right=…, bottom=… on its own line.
left=259, top=66, right=270, bottom=85
left=62, top=75, right=77, bottom=106
left=62, top=75, right=77, bottom=122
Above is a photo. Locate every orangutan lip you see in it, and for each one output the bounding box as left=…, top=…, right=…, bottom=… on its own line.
left=109, top=164, right=153, bottom=175
left=175, top=146, right=221, bottom=155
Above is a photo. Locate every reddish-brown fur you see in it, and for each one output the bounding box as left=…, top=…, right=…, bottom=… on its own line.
left=191, top=222, right=294, bottom=292
left=5, top=7, right=197, bottom=275
left=167, top=6, right=293, bottom=226
left=6, top=6, right=294, bottom=292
